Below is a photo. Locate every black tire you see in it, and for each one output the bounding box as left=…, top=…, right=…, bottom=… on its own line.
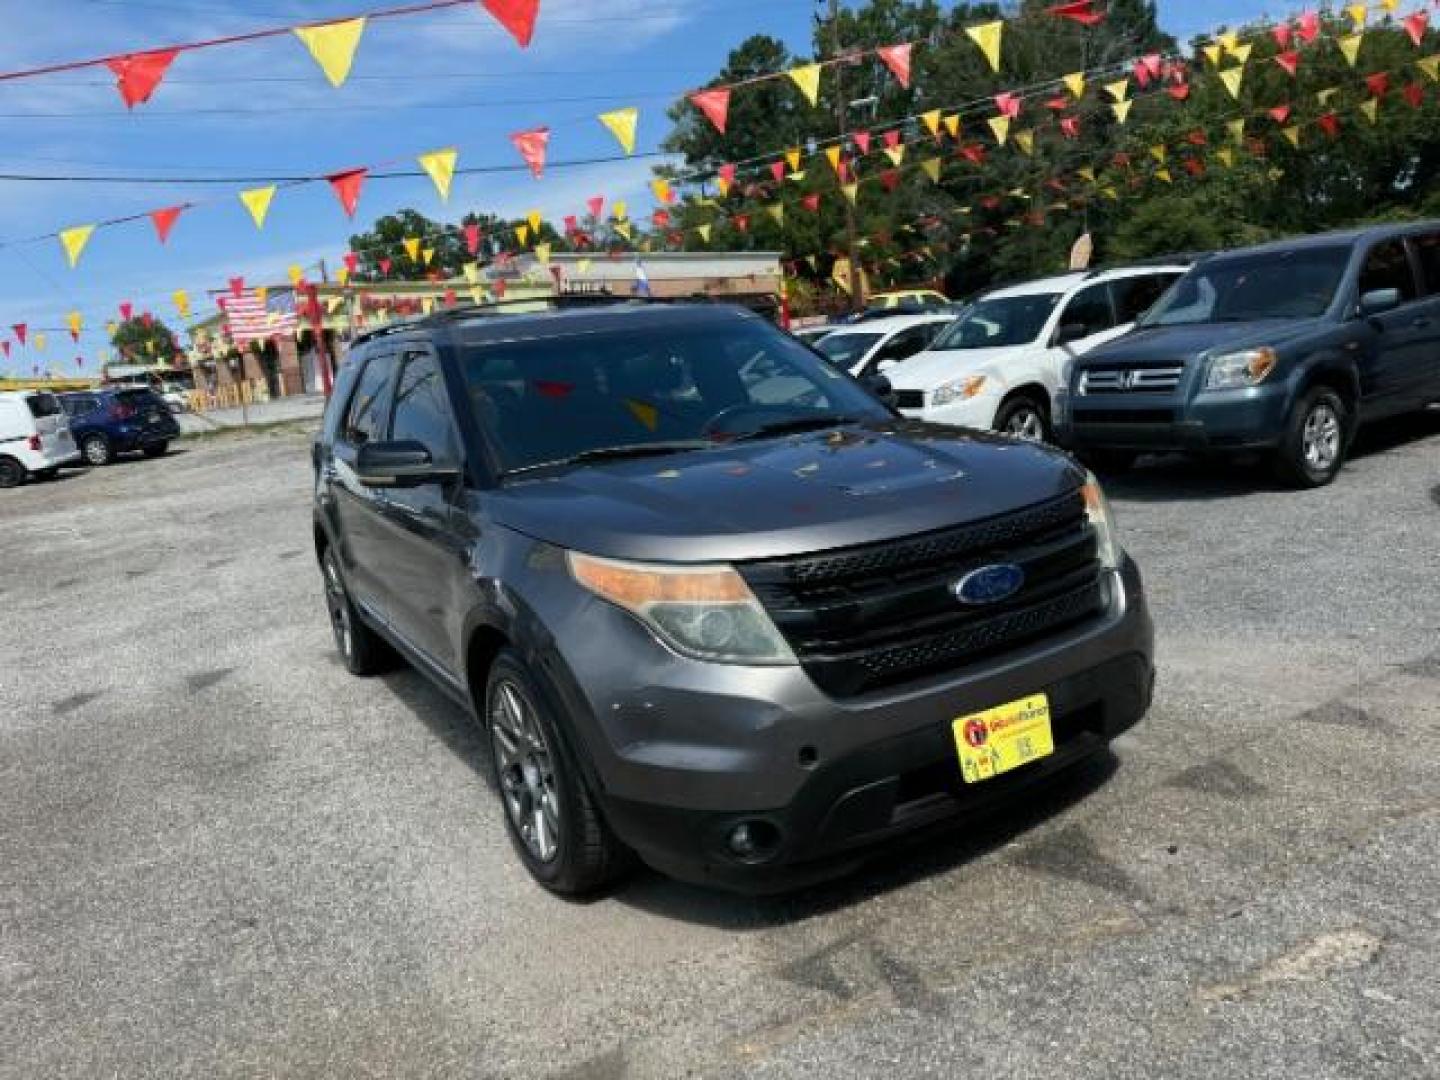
left=0, top=456, right=23, bottom=488
left=142, top=442, right=169, bottom=459
left=485, top=649, right=629, bottom=897
left=321, top=547, right=396, bottom=676
left=1077, top=449, right=1138, bottom=475
left=993, top=394, right=1052, bottom=443
left=81, top=434, right=112, bottom=467
left=1272, top=386, right=1348, bottom=489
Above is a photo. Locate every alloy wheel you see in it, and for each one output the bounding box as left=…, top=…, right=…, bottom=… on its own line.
left=490, top=679, right=562, bottom=864
left=1004, top=406, right=1045, bottom=441
left=1301, top=401, right=1341, bottom=473
left=323, top=554, right=353, bottom=660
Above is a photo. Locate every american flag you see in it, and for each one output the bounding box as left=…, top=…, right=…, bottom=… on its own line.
left=218, top=288, right=298, bottom=343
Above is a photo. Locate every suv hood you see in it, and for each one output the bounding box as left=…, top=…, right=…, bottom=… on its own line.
left=1080, top=319, right=1317, bottom=365
left=886, top=345, right=1027, bottom=390
left=487, top=421, right=1084, bottom=564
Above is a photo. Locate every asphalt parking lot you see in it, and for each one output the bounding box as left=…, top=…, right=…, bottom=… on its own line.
left=3, top=416, right=1438, bottom=1080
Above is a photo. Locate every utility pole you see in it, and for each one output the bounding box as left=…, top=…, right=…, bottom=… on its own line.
left=826, top=0, right=863, bottom=311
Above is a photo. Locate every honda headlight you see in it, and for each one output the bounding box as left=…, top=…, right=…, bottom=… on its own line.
left=1081, top=472, right=1123, bottom=570
left=930, top=375, right=989, bottom=408
left=568, top=552, right=796, bottom=665
left=1206, top=347, right=1278, bottom=390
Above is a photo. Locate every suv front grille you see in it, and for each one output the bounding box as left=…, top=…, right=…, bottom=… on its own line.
left=737, top=492, right=1105, bottom=696
left=893, top=389, right=925, bottom=410
left=1080, top=365, right=1184, bottom=394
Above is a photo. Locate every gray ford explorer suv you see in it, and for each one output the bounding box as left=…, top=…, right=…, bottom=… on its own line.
left=1057, top=224, right=1440, bottom=486
left=312, top=301, right=1154, bottom=895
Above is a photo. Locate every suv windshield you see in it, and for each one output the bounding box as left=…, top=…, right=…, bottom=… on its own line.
left=462, top=317, right=891, bottom=474
left=1142, top=247, right=1351, bottom=326
left=931, top=294, right=1061, bottom=349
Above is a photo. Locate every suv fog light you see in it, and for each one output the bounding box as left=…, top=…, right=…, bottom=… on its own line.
left=727, top=820, right=782, bottom=861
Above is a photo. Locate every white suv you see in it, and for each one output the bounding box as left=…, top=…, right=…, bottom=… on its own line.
left=887, top=265, right=1188, bottom=441
left=0, top=390, right=80, bottom=487
left=810, top=313, right=957, bottom=378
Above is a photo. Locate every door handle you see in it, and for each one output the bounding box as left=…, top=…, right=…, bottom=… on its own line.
left=1411, top=317, right=1432, bottom=328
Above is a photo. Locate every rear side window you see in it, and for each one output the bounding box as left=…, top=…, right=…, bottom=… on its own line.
left=1111, top=273, right=1178, bottom=324
left=1358, top=240, right=1417, bottom=302
left=1410, top=233, right=1440, bottom=294
left=66, top=395, right=100, bottom=417
left=342, top=355, right=395, bottom=446
left=27, top=393, right=61, bottom=418
left=1061, top=283, right=1117, bottom=338
left=388, top=352, right=459, bottom=464
left=115, top=390, right=161, bottom=410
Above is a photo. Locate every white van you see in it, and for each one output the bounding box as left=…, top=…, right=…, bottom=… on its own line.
left=887, top=265, right=1189, bottom=441
left=0, top=390, right=81, bottom=487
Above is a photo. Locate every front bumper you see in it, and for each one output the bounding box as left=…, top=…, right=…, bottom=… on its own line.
left=896, top=388, right=1001, bottom=430
left=552, top=557, right=1154, bottom=892
left=1057, top=383, right=1291, bottom=453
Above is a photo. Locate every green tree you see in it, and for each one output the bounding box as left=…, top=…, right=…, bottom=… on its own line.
left=110, top=316, right=180, bottom=366
left=347, top=209, right=509, bottom=278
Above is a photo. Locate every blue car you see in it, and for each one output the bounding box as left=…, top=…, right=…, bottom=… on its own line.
left=60, top=387, right=181, bottom=466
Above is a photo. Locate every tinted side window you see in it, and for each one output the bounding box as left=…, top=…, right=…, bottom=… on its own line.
left=1111, top=274, right=1178, bottom=324
left=1410, top=233, right=1440, bottom=295
left=342, top=354, right=395, bottom=446
left=1358, top=240, right=1417, bottom=301
left=388, top=352, right=458, bottom=463
left=1061, top=283, right=1116, bottom=337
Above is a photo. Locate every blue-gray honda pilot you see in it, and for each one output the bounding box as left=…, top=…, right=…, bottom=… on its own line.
left=313, top=301, right=1153, bottom=895
left=1057, top=223, right=1440, bottom=486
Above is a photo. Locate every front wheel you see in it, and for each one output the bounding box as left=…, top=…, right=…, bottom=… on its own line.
left=1273, top=387, right=1348, bottom=488
left=81, top=434, right=112, bottom=467
left=142, top=442, right=169, bottom=459
left=994, top=395, right=1051, bottom=442
left=486, top=650, right=629, bottom=897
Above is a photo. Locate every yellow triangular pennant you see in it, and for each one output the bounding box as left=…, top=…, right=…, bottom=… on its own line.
left=1417, top=56, right=1440, bottom=82
left=1063, top=72, right=1086, bottom=99
left=921, top=109, right=942, bottom=137
left=1014, top=129, right=1034, bottom=155
left=650, top=179, right=671, bottom=205
left=66, top=312, right=82, bottom=337
left=422, top=247, right=435, bottom=265
left=462, top=262, right=480, bottom=284
left=1105, top=78, right=1129, bottom=102
left=1078, top=166, right=1096, bottom=183
left=920, top=157, right=942, bottom=183
left=766, top=203, right=784, bottom=225
left=1230, top=41, right=1253, bottom=66
left=417, top=148, right=458, bottom=202
left=1203, top=43, right=1223, bottom=66
left=1155, top=167, right=1172, bottom=184
left=613, top=200, right=628, bottom=221
left=788, top=170, right=807, bottom=183
left=988, top=115, right=1011, bottom=144
left=695, top=223, right=711, bottom=243
left=534, top=242, right=551, bottom=265
left=785, top=148, right=802, bottom=172
left=598, top=107, right=639, bottom=155
left=966, top=20, right=1003, bottom=73
left=335, top=268, right=350, bottom=287
left=58, top=225, right=94, bottom=268
left=614, top=221, right=633, bottom=240
left=293, top=17, right=367, bottom=88
left=1346, top=2, right=1367, bottom=27
left=287, top=264, right=303, bottom=286
left=787, top=63, right=822, bottom=106
left=1219, top=66, right=1245, bottom=99
left=1150, top=144, right=1168, bottom=163
left=625, top=399, right=659, bottom=432
left=402, top=237, right=422, bottom=262
left=255, top=286, right=269, bottom=306
left=515, top=225, right=529, bottom=246
left=239, top=186, right=276, bottom=229
left=1227, top=118, right=1246, bottom=143
left=884, top=145, right=905, bottom=166
left=1216, top=147, right=1235, bottom=168
left=527, top=209, right=543, bottom=233
left=1111, top=100, right=1134, bottom=123
left=841, top=182, right=858, bottom=205
left=943, top=114, right=961, bottom=139
left=1359, top=97, right=1380, bottom=123
left=1317, top=86, right=1341, bottom=105
left=1339, top=33, right=1364, bottom=67
left=825, top=145, right=842, bottom=173
left=1218, top=31, right=1240, bottom=54
left=33, top=333, right=46, bottom=352
left=1282, top=125, right=1301, bottom=148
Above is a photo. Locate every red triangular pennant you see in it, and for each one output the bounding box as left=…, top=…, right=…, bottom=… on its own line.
left=1167, top=83, right=1192, bottom=101
left=1272, top=24, right=1293, bottom=50
left=880, top=169, right=901, bottom=192
left=853, top=130, right=871, bottom=155
left=1297, top=11, right=1321, bottom=45
left=229, top=277, right=245, bottom=299
left=876, top=43, right=913, bottom=88
left=1317, top=112, right=1340, bottom=139
left=994, top=92, right=1022, bottom=118
left=733, top=214, right=749, bottom=233
left=883, top=129, right=902, bottom=149
left=12, top=323, right=26, bottom=346
left=1060, top=116, right=1081, bottom=138
left=1268, top=104, right=1292, bottom=123
left=482, top=0, right=539, bottom=48
left=716, top=164, right=735, bottom=191
left=150, top=206, right=183, bottom=244
left=327, top=168, right=367, bottom=218
left=587, top=196, right=605, bottom=218
left=1274, top=51, right=1299, bottom=78
left=1366, top=73, right=1390, bottom=99
left=379, top=258, right=392, bottom=275
left=106, top=48, right=179, bottom=109
left=1404, top=12, right=1430, bottom=48
left=770, top=161, right=785, bottom=184
left=1404, top=81, right=1426, bottom=109
left=510, top=127, right=550, bottom=179
left=465, top=223, right=481, bottom=255
left=689, top=88, right=731, bottom=134
left=801, top=194, right=821, bottom=212
left=343, top=251, right=359, bottom=273
left=120, top=301, right=133, bottom=321
left=1047, top=0, right=1104, bottom=26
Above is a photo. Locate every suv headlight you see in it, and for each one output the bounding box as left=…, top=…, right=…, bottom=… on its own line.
left=930, top=374, right=989, bottom=408
left=1081, top=473, right=1123, bottom=570
left=568, top=552, right=796, bottom=665
left=1205, top=347, right=1278, bottom=390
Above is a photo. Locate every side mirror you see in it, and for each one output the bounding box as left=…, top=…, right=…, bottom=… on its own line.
left=1359, top=288, right=1402, bottom=316
left=355, top=440, right=457, bottom=488
left=1054, top=322, right=1091, bottom=346
left=861, top=372, right=896, bottom=406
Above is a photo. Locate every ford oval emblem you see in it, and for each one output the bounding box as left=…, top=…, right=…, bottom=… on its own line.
left=953, top=564, right=1026, bottom=605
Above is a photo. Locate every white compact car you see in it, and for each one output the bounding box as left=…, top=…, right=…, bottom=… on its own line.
left=811, top=313, right=958, bottom=378
left=887, top=265, right=1189, bottom=441
left=0, top=390, right=81, bottom=487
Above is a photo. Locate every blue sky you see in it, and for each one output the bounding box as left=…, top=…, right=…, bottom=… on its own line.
left=0, top=0, right=1269, bottom=374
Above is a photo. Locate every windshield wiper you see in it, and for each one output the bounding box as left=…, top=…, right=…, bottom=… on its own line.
left=727, top=414, right=866, bottom=442
left=504, top=440, right=712, bottom=476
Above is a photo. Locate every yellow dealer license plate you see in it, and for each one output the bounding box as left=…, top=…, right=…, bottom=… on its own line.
left=952, top=694, right=1054, bottom=784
